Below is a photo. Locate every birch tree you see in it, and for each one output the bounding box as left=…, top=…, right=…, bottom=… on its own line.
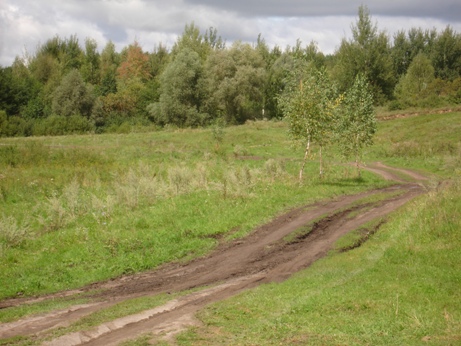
left=336, top=74, right=376, bottom=177
left=279, top=67, right=339, bottom=181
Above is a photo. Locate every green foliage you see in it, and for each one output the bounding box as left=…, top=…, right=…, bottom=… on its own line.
left=148, top=48, right=206, bottom=127
left=446, top=77, right=461, bottom=103
left=99, top=41, right=119, bottom=96
left=0, top=110, right=7, bottom=136
left=180, top=180, right=461, bottom=345
left=171, top=22, right=216, bottom=61
left=395, top=53, right=435, bottom=107
left=81, top=38, right=101, bottom=85
left=211, top=118, right=226, bottom=150
left=278, top=67, right=339, bottom=179
left=336, top=74, right=376, bottom=175
left=333, top=5, right=395, bottom=104
left=0, top=121, right=386, bottom=299
left=432, top=26, right=461, bottom=80
left=0, top=114, right=31, bottom=137
left=52, top=69, right=95, bottom=117
left=391, top=28, right=437, bottom=78
left=1, top=13, right=461, bottom=138
left=280, top=68, right=338, bottom=146
left=22, top=93, right=46, bottom=119
left=0, top=64, right=39, bottom=117
left=202, top=41, right=267, bottom=124
left=32, top=115, right=94, bottom=136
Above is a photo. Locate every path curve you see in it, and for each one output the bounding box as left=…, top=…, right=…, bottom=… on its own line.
left=0, top=163, right=429, bottom=345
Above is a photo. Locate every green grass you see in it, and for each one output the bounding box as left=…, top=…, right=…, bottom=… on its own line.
left=173, top=111, right=461, bottom=345
left=369, top=111, right=461, bottom=177
left=0, top=296, right=92, bottom=324
left=0, top=293, right=177, bottom=346
left=0, top=120, right=386, bottom=301
left=177, top=179, right=461, bottom=346
left=1, top=111, right=460, bottom=344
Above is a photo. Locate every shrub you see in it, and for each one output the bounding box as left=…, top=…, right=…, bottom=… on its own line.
left=233, top=144, right=249, bottom=157
left=32, top=115, right=94, bottom=136
left=264, top=158, right=285, bottom=180
left=168, top=166, right=194, bottom=195
left=387, top=100, right=404, bottom=111
left=0, top=215, right=29, bottom=248
left=0, top=110, right=8, bottom=136
left=4, top=116, right=31, bottom=137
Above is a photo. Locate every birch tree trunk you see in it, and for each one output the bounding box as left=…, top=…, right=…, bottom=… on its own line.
left=299, top=135, right=311, bottom=181
left=319, top=145, right=323, bottom=179
left=355, top=133, right=360, bottom=177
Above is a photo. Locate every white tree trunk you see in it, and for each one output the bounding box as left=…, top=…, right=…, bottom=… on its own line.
left=319, top=146, right=323, bottom=179
left=299, top=135, right=311, bottom=181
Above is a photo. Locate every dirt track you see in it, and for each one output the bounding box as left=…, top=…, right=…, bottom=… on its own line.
left=0, top=163, right=429, bottom=345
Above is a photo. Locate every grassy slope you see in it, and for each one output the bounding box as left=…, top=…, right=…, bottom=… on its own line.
left=176, top=111, right=461, bottom=345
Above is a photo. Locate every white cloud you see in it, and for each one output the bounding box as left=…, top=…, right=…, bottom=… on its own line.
left=1, top=0, right=461, bottom=66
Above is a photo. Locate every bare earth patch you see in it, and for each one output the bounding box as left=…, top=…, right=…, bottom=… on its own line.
left=0, top=163, right=429, bottom=345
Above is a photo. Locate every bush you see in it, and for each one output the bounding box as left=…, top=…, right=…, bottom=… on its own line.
left=387, top=100, right=404, bottom=111
left=0, top=110, right=7, bottom=136
left=32, top=115, right=94, bottom=136
left=0, top=115, right=32, bottom=137
left=0, top=216, right=29, bottom=248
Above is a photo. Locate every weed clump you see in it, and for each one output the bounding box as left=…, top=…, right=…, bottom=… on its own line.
left=0, top=215, right=29, bottom=248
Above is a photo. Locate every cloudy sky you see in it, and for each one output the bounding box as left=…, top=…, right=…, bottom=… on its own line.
left=1, top=0, right=461, bottom=66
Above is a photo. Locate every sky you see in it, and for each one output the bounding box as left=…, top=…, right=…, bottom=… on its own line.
left=1, top=0, right=461, bottom=67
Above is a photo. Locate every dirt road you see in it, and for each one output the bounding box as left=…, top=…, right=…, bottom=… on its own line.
left=0, top=163, right=429, bottom=345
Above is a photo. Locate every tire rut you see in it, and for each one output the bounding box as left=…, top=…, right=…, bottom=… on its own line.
left=0, top=163, right=429, bottom=345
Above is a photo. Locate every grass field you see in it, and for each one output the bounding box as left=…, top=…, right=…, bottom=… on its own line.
left=175, top=111, right=461, bottom=345
left=0, top=111, right=460, bottom=345
left=0, top=120, right=387, bottom=301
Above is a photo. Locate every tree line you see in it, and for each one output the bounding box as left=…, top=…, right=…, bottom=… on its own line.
left=1, top=6, right=461, bottom=137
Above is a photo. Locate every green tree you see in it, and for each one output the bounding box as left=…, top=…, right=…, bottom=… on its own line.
left=11, top=57, right=42, bottom=116
left=0, top=67, right=16, bottom=115
left=333, top=5, right=394, bottom=104
left=201, top=42, right=266, bottom=124
left=81, top=38, right=101, bottom=85
left=147, top=48, right=205, bottom=127
left=432, top=26, right=461, bottom=80
left=395, top=53, right=435, bottom=106
left=391, top=28, right=437, bottom=79
left=172, top=23, right=209, bottom=61
left=336, top=74, right=376, bottom=177
left=99, top=41, right=119, bottom=96
left=34, top=35, right=83, bottom=76
left=52, top=69, right=95, bottom=117
left=263, top=46, right=285, bottom=119
left=278, top=68, right=339, bottom=180
left=204, top=27, right=225, bottom=51
left=59, top=35, right=83, bottom=73
left=0, top=110, right=7, bottom=136
left=149, top=43, right=170, bottom=79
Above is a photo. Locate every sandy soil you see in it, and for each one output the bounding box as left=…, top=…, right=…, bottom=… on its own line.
left=0, top=163, right=429, bottom=345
